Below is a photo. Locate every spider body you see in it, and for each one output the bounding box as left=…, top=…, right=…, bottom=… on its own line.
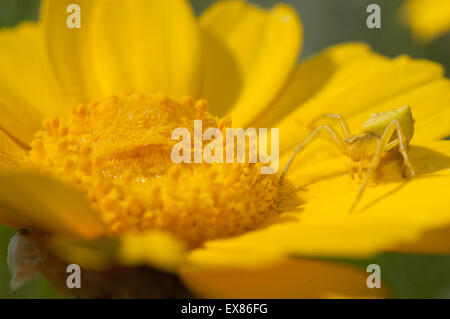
left=280, top=105, right=416, bottom=213
left=361, top=105, right=414, bottom=143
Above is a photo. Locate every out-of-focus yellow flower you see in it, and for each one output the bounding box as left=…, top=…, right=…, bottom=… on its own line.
left=400, top=0, right=450, bottom=42
left=0, top=0, right=450, bottom=298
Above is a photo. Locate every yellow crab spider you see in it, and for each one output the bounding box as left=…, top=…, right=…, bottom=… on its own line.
left=280, top=105, right=416, bottom=213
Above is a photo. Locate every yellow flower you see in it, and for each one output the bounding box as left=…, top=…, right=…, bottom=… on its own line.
left=400, top=0, right=450, bottom=42
left=0, top=0, right=450, bottom=298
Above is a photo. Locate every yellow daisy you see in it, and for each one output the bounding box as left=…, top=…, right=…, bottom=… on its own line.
left=1, top=0, right=450, bottom=298
left=400, top=0, right=450, bottom=42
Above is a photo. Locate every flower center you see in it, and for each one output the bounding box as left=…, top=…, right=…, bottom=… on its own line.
left=23, top=93, right=281, bottom=247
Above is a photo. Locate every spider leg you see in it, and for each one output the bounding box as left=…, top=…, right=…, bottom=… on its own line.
left=385, top=138, right=399, bottom=151
left=392, top=120, right=416, bottom=178
left=384, top=138, right=410, bottom=177
left=309, top=114, right=351, bottom=138
left=280, top=125, right=346, bottom=184
left=402, top=164, right=407, bottom=178
left=357, top=158, right=365, bottom=180
left=348, top=156, right=366, bottom=181
left=349, top=119, right=415, bottom=213
left=347, top=159, right=356, bottom=180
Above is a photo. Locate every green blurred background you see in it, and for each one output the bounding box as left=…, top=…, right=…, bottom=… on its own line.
left=0, top=0, right=449, bottom=298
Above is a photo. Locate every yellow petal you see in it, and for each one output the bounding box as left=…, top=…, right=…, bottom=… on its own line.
left=275, top=54, right=448, bottom=156
left=118, top=232, right=187, bottom=271
left=90, top=0, right=201, bottom=98
left=181, top=257, right=389, bottom=298
left=197, top=28, right=243, bottom=118
left=41, top=0, right=101, bottom=104
left=0, top=130, right=25, bottom=169
left=0, top=22, right=65, bottom=144
left=187, top=141, right=450, bottom=268
left=47, top=236, right=117, bottom=270
left=277, top=80, right=450, bottom=173
left=251, top=42, right=377, bottom=128
left=200, top=0, right=302, bottom=125
left=48, top=231, right=186, bottom=272
left=0, top=172, right=105, bottom=238
left=395, top=224, right=450, bottom=255
left=400, top=0, right=450, bottom=42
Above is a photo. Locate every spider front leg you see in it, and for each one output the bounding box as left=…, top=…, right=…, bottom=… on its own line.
left=280, top=125, right=347, bottom=184
left=349, top=119, right=415, bottom=213
left=309, top=113, right=351, bottom=138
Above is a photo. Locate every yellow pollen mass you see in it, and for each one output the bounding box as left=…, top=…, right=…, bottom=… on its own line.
left=22, top=93, right=281, bottom=247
